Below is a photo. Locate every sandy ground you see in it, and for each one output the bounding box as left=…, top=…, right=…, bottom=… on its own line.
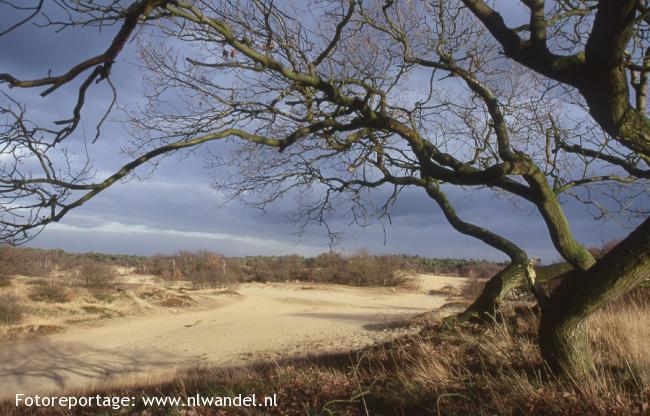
left=0, top=274, right=468, bottom=398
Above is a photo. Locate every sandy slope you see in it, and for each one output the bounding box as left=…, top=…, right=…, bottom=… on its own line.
left=0, top=274, right=467, bottom=398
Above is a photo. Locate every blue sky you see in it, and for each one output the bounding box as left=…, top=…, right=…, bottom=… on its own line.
left=0, top=2, right=640, bottom=261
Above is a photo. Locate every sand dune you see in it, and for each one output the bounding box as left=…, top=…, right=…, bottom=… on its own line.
left=0, top=274, right=468, bottom=398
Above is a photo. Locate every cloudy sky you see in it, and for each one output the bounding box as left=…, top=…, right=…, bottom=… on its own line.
left=0, top=3, right=641, bottom=262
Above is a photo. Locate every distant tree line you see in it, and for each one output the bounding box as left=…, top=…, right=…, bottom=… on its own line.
left=113, top=249, right=508, bottom=287
left=0, top=246, right=507, bottom=288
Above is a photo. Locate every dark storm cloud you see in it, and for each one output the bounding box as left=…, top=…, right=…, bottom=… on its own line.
left=0, top=2, right=143, bottom=68
left=0, top=5, right=638, bottom=260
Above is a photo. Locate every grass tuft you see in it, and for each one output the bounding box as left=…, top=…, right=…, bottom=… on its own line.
left=0, top=291, right=23, bottom=325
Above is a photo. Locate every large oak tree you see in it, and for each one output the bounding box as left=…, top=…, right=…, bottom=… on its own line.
left=1, top=0, right=649, bottom=376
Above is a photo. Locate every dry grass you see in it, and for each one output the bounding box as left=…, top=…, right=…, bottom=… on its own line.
left=0, top=273, right=12, bottom=288
left=0, top=246, right=646, bottom=415
left=28, top=281, right=71, bottom=303
left=160, top=294, right=195, bottom=307
left=0, top=266, right=241, bottom=345
left=0, top=291, right=23, bottom=325
left=0, top=275, right=141, bottom=341
left=4, top=290, right=648, bottom=416
left=590, top=289, right=650, bottom=387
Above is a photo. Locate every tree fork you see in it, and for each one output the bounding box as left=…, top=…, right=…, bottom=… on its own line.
left=458, top=262, right=525, bottom=321
left=423, top=183, right=532, bottom=321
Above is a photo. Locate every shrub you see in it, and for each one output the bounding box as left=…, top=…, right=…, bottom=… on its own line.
left=0, top=246, right=58, bottom=277
left=308, top=251, right=408, bottom=287
left=0, top=292, right=23, bottom=325
left=185, top=251, right=230, bottom=288
left=139, top=250, right=506, bottom=287
left=28, top=282, right=71, bottom=303
left=80, top=260, right=115, bottom=288
left=147, top=251, right=233, bottom=288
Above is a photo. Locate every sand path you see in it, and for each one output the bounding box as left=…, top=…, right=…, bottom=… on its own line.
left=0, top=274, right=467, bottom=398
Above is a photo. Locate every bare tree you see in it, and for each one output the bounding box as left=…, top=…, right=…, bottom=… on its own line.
left=457, top=0, right=650, bottom=374
left=1, top=0, right=649, bottom=376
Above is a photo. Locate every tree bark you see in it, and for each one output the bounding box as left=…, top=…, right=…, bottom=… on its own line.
left=423, top=184, right=532, bottom=320
left=460, top=261, right=574, bottom=321
left=525, top=169, right=596, bottom=271
left=459, top=262, right=525, bottom=320
left=423, top=183, right=584, bottom=322
left=538, top=217, right=650, bottom=376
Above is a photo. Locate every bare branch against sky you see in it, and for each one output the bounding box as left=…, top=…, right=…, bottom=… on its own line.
left=0, top=1, right=646, bottom=260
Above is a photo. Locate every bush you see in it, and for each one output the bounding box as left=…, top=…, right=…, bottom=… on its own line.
left=147, top=251, right=232, bottom=288
left=0, top=292, right=23, bottom=325
left=307, top=251, right=408, bottom=287
left=183, top=251, right=231, bottom=288
left=80, top=260, right=115, bottom=288
left=137, top=250, right=506, bottom=287
left=28, top=282, right=71, bottom=303
left=0, top=246, right=58, bottom=277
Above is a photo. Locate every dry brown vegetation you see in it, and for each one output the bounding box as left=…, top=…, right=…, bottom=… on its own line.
left=78, top=260, right=116, bottom=289
left=0, top=273, right=11, bottom=288
left=0, top=246, right=502, bottom=290
left=1, top=247, right=461, bottom=343
left=0, top=250, right=131, bottom=339
left=143, top=250, right=502, bottom=288
left=4, top=287, right=647, bottom=416
left=1, top=246, right=647, bottom=415
left=0, top=291, right=22, bottom=325
left=28, top=280, right=72, bottom=303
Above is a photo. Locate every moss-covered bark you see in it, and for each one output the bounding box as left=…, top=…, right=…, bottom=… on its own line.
left=424, top=182, right=587, bottom=322
left=459, top=262, right=525, bottom=321
left=538, top=217, right=650, bottom=376
left=421, top=184, right=530, bottom=320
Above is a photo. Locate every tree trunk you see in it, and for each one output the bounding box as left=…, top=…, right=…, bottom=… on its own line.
left=460, top=261, right=574, bottom=321
left=538, top=217, right=650, bottom=376
left=460, top=262, right=525, bottom=320
left=423, top=184, right=533, bottom=321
